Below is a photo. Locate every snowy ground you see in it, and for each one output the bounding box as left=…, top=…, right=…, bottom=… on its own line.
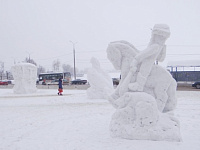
left=0, top=89, right=200, bottom=150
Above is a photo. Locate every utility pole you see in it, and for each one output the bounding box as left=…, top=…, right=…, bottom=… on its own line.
left=26, top=51, right=32, bottom=63
left=70, top=41, right=77, bottom=80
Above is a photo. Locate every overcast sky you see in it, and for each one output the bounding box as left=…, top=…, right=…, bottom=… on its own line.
left=0, top=0, right=200, bottom=72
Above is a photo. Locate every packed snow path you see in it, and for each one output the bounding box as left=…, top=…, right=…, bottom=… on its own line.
left=0, top=89, right=200, bottom=150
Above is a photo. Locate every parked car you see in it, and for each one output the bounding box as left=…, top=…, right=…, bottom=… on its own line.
left=49, top=79, right=59, bottom=85
left=0, top=81, right=8, bottom=85
left=71, top=79, right=87, bottom=85
left=112, top=78, right=120, bottom=85
left=192, top=81, right=200, bottom=89
left=3, top=80, right=12, bottom=84
left=63, top=79, right=70, bottom=84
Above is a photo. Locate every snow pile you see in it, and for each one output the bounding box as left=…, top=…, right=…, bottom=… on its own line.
left=87, top=57, right=114, bottom=99
left=11, top=63, right=37, bottom=94
left=0, top=89, right=200, bottom=149
left=106, top=24, right=181, bottom=141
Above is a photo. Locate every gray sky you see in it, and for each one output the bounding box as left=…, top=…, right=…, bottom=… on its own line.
left=0, top=0, right=200, bottom=72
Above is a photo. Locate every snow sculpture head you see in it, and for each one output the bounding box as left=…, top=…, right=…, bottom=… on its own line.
left=150, top=24, right=170, bottom=44
left=149, top=24, right=170, bottom=62
left=11, top=63, right=37, bottom=94
left=152, top=24, right=170, bottom=36
left=107, top=41, right=138, bottom=70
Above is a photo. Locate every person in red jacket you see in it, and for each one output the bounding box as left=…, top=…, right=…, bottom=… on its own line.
left=58, top=78, right=63, bottom=95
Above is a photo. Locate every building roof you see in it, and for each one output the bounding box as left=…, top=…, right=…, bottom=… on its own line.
left=167, top=60, right=200, bottom=67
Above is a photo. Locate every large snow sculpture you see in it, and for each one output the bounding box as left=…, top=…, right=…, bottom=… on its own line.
left=87, top=57, right=113, bottom=99
left=12, top=63, right=37, bottom=94
left=106, top=24, right=181, bottom=141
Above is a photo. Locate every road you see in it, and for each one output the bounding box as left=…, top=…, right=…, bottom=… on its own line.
left=0, top=83, right=199, bottom=91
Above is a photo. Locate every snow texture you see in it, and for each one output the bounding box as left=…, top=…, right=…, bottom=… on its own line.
left=107, top=24, right=181, bottom=141
left=0, top=89, right=200, bottom=150
left=11, top=63, right=37, bottom=94
left=87, top=57, right=114, bottom=99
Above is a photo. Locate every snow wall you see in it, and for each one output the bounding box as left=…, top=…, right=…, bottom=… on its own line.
left=106, top=24, right=181, bottom=141
left=11, top=63, right=37, bottom=94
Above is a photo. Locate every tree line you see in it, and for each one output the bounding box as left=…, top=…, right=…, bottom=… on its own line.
left=0, top=57, right=86, bottom=80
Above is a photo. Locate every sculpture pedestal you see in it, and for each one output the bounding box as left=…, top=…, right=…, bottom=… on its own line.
left=110, top=92, right=181, bottom=141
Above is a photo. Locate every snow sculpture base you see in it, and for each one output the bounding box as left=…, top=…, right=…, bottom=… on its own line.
left=12, top=63, right=37, bottom=94
left=109, top=92, right=181, bottom=141
left=87, top=87, right=113, bottom=99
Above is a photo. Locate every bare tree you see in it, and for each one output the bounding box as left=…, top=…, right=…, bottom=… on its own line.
left=62, top=64, right=72, bottom=72
left=79, top=68, right=88, bottom=74
left=62, top=64, right=80, bottom=76
left=24, top=57, right=37, bottom=66
left=37, top=65, right=46, bottom=76
left=0, top=61, right=4, bottom=80
left=52, top=59, right=60, bottom=72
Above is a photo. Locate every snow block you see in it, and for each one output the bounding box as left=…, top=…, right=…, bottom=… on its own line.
left=11, top=63, right=37, bottom=94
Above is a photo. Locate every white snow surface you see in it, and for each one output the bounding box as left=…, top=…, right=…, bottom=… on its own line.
left=0, top=89, right=200, bottom=150
left=11, top=63, right=37, bottom=94
left=87, top=57, right=113, bottom=99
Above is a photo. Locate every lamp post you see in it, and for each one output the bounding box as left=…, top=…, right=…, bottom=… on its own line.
left=70, top=41, right=77, bottom=80
left=26, top=51, right=32, bottom=63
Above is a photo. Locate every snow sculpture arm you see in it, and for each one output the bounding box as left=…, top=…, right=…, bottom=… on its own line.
left=157, top=45, right=166, bottom=62
left=134, top=44, right=161, bottom=63
left=127, top=24, right=170, bottom=92
left=128, top=44, right=161, bottom=92
left=128, top=42, right=168, bottom=92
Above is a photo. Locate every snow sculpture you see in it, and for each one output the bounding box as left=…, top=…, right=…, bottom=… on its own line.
left=87, top=57, right=113, bottom=99
left=12, top=63, right=37, bottom=94
left=106, top=24, right=181, bottom=141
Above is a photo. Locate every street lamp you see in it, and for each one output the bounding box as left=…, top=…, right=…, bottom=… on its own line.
left=70, top=41, right=77, bottom=80
left=26, top=51, right=33, bottom=63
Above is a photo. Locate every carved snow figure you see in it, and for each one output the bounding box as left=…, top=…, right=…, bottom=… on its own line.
left=87, top=57, right=113, bottom=99
left=106, top=24, right=181, bottom=141
left=12, top=63, right=37, bottom=94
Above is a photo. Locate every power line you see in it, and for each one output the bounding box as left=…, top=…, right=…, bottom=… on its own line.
left=76, top=50, right=104, bottom=53
left=136, top=44, right=200, bottom=47
left=168, top=45, right=200, bottom=47
left=35, top=52, right=73, bottom=61
left=167, top=54, right=200, bottom=56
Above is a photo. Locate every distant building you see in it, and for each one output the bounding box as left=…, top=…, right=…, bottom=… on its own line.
left=167, top=60, right=200, bottom=82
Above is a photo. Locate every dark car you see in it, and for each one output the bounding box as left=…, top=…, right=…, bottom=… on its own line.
left=112, top=78, right=120, bottom=85
left=71, top=79, right=87, bottom=85
left=192, top=81, right=200, bottom=89
left=0, top=81, right=8, bottom=85
left=50, top=79, right=59, bottom=85
left=63, top=79, right=70, bottom=84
